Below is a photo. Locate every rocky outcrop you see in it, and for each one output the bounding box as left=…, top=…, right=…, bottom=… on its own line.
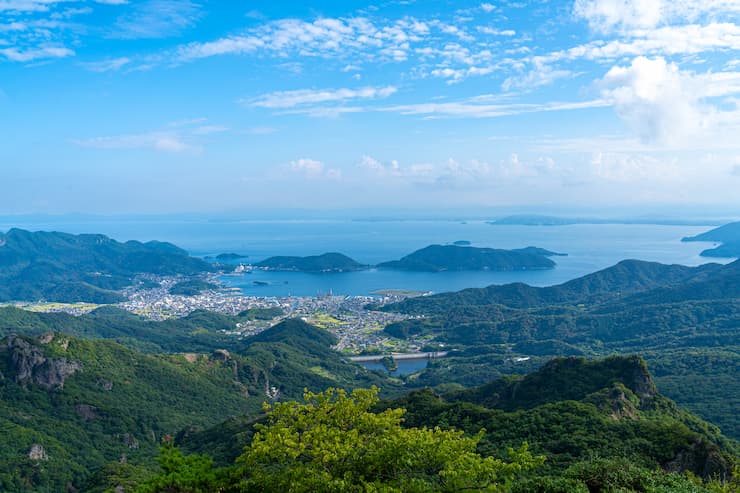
left=665, top=437, right=731, bottom=479
left=212, top=349, right=231, bottom=361
left=28, top=444, right=48, bottom=461
left=122, top=433, right=139, bottom=449
left=75, top=404, right=101, bottom=420
left=96, top=378, right=114, bottom=391
left=1, top=335, right=82, bottom=390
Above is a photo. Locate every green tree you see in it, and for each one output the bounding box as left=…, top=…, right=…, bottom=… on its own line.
left=233, top=387, right=544, bottom=492
left=138, top=438, right=222, bottom=493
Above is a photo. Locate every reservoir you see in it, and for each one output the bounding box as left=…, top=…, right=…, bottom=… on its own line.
left=356, top=358, right=431, bottom=377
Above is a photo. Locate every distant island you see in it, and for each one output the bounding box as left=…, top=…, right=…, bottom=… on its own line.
left=251, top=245, right=564, bottom=274
left=682, top=221, right=740, bottom=258
left=452, top=240, right=471, bottom=246
left=255, top=253, right=367, bottom=273
left=489, top=214, right=723, bottom=227
left=0, top=228, right=214, bottom=303
left=216, top=253, right=248, bottom=260
left=489, top=215, right=580, bottom=226
left=376, top=244, right=560, bottom=272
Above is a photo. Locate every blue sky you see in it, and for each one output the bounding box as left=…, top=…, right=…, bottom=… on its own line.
left=1, top=0, right=740, bottom=214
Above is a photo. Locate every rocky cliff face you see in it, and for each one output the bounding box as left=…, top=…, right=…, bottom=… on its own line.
left=1, top=335, right=82, bottom=390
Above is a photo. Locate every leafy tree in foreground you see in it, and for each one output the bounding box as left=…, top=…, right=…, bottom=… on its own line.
left=233, top=386, right=543, bottom=492
left=137, top=438, right=223, bottom=493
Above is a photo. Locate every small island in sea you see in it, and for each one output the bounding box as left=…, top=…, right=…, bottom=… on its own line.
left=216, top=252, right=248, bottom=260
left=376, top=244, right=562, bottom=272
left=453, top=240, right=471, bottom=246
left=682, top=221, right=740, bottom=258
left=247, top=245, right=566, bottom=274
left=255, top=252, right=368, bottom=273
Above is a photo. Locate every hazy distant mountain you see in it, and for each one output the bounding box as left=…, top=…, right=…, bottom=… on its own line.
left=490, top=214, right=720, bottom=226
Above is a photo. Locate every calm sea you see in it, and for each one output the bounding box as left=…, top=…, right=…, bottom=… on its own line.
left=0, top=218, right=730, bottom=297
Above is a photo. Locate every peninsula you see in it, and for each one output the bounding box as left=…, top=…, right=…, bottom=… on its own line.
left=682, top=221, right=740, bottom=258
left=0, top=228, right=214, bottom=303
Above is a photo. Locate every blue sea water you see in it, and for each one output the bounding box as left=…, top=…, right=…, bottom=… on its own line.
left=0, top=218, right=730, bottom=297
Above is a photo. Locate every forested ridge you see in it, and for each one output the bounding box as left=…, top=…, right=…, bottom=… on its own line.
left=1, top=256, right=739, bottom=491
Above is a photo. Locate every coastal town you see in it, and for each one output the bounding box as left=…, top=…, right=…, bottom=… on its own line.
left=5, top=273, right=429, bottom=355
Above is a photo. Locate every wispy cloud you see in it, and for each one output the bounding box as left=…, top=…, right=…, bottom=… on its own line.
left=289, top=158, right=341, bottom=179
left=246, top=86, right=397, bottom=109
left=80, top=56, right=130, bottom=72
left=191, top=125, right=229, bottom=135
left=245, top=126, right=278, bottom=135
left=574, top=0, right=740, bottom=33
left=176, top=17, right=433, bottom=63
left=0, top=1, right=67, bottom=13
left=0, top=45, right=73, bottom=61
left=71, top=132, right=196, bottom=153
left=380, top=98, right=610, bottom=119
left=109, top=0, right=201, bottom=39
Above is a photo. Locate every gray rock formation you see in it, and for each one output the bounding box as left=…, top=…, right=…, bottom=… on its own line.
left=28, top=444, right=48, bottom=461
left=122, top=433, right=139, bottom=449
left=75, top=404, right=101, bottom=420
left=2, top=335, right=82, bottom=390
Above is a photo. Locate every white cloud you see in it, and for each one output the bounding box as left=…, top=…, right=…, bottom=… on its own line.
left=176, top=17, right=427, bottom=62
left=358, top=155, right=401, bottom=176
left=71, top=132, right=195, bottom=153
left=174, top=14, right=500, bottom=82
left=575, top=0, right=740, bottom=33
left=0, top=0, right=66, bottom=13
left=291, top=158, right=324, bottom=173
left=381, top=98, right=609, bottom=119
left=599, top=56, right=719, bottom=144
left=247, top=86, right=397, bottom=109
left=545, top=23, right=740, bottom=63
left=80, top=56, right=130, bottom=72
left=290, top=158, right=341, bottom=179
left=110, top=0, right=200, bottom=39
left=502, top=59, right=573, bottom=90
left=245, top=126, right=278, bottom=135
left=478, top=26, right=516, bottom=36
left=589, top=151, right=682, bottom=183
left=191, top=125, right=229, bottom=135
left=574, top=0, right=663, bottom=32
left=0, top=45, right=73, bottom=61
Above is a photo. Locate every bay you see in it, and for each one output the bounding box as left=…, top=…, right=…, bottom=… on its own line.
left=0, top=218, right=730, bottom=297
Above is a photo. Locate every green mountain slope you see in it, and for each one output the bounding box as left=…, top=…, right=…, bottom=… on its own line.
left=377, top=244, right=558, bottom=272
left=0, top=229, right=213, bottom=303
left=382, top=259, right=721, bottom=312
left=255, top=252, right=366, bottom=272
left=385, top=357, right=738, bottom=479
left=139, top=356, right=738, bottom=493
left=0, top=320, right=397, bottom=492
left=377, top=259, right=740, bottom=441
left=0, top=306, right=241, bottom=353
